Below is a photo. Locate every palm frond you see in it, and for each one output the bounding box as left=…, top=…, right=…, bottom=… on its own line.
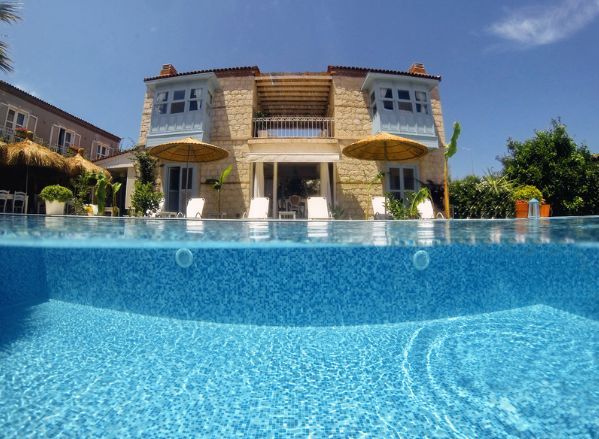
left=0, top=3, right=21, bottom=23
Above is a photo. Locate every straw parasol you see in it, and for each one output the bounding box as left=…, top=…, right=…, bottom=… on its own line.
left=343, top=132, right=429, bottom=219
left=149, top=136, right=229, bottom=210
left=0, top=139, right=68, bottom=198
left=1, top=139, right=67, bottom=170
left=66, top=149, right=111, bottom=177
left=342, top=132, right=428, bottom=161
left=149, top=136, right=228, bottom=163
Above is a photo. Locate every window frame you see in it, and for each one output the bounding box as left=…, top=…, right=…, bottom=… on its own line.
left=93, top=141, right=111, bottom=159
left=367, top=84, right=433, bottom=119
left=153, top=85, right=210, bottom=117
left=55, top=126, right=77, bottom=153
left=380, top=87, right=395, bottom=111
left=386, top=164, right=419, bottom=202
left=4, top=106, right=29, bottom=132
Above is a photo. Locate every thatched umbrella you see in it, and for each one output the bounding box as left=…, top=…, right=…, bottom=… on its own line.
left=149, top=137, right=228, bottom=212
left=343, top=132, right=429, bottom=218
left=0, top=139, right=68, bottom=201
left=342, top=132, right=428, bottom=161
left=66, top=149, right=111, bottom=178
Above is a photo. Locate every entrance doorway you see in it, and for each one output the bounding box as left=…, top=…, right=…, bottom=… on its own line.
left=166, top=165, right=196, bottom=213
left=254, top=162, right=334, bottom=218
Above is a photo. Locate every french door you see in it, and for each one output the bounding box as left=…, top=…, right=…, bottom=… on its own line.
left=166, top=166, right=194, bottom=212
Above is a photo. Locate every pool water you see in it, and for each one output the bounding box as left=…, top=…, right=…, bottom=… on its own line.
left=1, top=215, right=598, bottom=437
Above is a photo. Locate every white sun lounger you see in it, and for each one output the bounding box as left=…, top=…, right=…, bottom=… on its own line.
left=186, top=198, right=205, bottom=218
left=372, top=196, right=391, bottom=219
left=246, top=197, right=269, bottom=219
left=306, top=197, right=331, bottom=220
left=417, top=199, right=445, bottom=219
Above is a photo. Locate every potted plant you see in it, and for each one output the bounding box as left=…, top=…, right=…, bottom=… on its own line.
left=512, top=185, right=543, bottom=218
left=540, top=201, right=551, bottom=217
left=40, top=185, right=73, bottom=215
left=15, top=127, right=34, bottom=141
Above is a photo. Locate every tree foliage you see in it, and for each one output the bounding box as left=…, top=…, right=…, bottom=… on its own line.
left=131, top=148, right=162, bottom=215
left=133, top=149, right=159, bottom=185
left=0, top=2, right=21, bottom=72
left=499, top=120, right=598, bottom=216
left=0, top=2, right=20, bottom=72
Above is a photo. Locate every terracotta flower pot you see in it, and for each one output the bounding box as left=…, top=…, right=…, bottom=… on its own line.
left=514, top=200, right=529, bottom=218
left=540, top=203, right=551, bottom=217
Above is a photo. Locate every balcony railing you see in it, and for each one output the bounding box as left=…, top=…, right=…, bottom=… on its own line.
left=253, top=117, right=334, bottom=138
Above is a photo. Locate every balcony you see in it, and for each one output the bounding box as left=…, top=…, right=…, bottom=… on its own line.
left=252, top=117, right=334, bottom=138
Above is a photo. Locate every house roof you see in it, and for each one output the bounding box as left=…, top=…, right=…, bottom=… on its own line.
left=91, top=147, right=134, bottom=163
left=327, top=66, right=442, bottom=81
left=144, top=65, right=441, bottom=82
left=144, top=66, right=261, bottom=82
left=0, top=80, right=121, bottom=142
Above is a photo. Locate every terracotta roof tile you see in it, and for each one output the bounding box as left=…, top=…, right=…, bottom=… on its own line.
left=327, top=65, right=442, bottom=81
left=144, top=66, right=261, bottom=82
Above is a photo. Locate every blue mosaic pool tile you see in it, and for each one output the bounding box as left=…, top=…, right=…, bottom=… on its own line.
left=39, top=244, right=598, bottom=325
left=0, top=301, right=597, bottom=437
left=0, top=247, right=47, bottom=310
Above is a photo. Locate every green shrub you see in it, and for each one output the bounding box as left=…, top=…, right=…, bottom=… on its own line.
left=131, top=181, right=163, bottom=216
left=39, top=185, right=73, bottom=202
left=449, top=175, right=480, bottom=218
left=512, top=185, right=543, bottom=202
left=384, top=187, right=432, bottom=220
left=450, top=175, right=514, bottom=218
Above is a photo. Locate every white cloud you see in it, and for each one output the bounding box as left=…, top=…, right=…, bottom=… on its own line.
left=489, top=0, right=599, bottom=47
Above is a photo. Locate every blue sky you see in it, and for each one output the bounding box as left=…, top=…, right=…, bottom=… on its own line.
left=2, top=0, right=598, bottom=178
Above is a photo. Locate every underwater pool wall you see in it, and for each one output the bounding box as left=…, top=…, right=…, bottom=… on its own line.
left=27, top=243, right=597, bottom=326
left=0, top=247, right=48, bottom=310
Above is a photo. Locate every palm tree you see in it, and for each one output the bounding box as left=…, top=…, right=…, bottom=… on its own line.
left=0, top=2, right=21, bottom=72
left=443, top=122, right=461, bottom=218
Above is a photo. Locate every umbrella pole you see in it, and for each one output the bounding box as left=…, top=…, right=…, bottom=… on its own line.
left=184, top=144, right=190, bottom=215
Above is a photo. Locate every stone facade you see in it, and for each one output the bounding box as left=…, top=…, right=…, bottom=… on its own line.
left=137, top=66, right=446, bottom=219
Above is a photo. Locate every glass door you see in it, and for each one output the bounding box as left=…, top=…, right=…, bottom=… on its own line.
left=167, top=167, right=181, bottom=212
left=167, top=166, right=194, bottom=213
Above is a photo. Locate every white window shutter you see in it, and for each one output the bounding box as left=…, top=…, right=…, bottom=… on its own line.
left=27, top=115, right=38, bottom=133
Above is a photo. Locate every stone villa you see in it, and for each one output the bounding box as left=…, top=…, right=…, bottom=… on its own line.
left=99, top=63, right=446, bottom=218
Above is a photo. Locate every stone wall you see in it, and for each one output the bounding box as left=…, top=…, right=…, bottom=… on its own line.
left=137, top=88, right=154, bottom=146
left=332, top=74, right=385, bottom=219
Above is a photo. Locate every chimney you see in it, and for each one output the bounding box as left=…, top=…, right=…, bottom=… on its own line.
left=159, top=64, right=177, bottom=77
left=408, top=63, right=427, bottom=75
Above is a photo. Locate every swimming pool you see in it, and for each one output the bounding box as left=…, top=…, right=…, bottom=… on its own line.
left=1, top=215, right=598, bottom=437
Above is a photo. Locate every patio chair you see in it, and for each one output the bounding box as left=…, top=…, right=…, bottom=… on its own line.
left=186, top=198, right=205, bottom=218
left=372, top=196, right=391, bottom=219
left=245, top=197, right=269, bottom=219
left=306, top=196, right=331, bottom=220
left=0, top=190, right=10, bottom=212
left=417, top=199, right=445, bottom=219
left=287, top=194, right=304, bottom=217
left=12, top=192, right=27, bottom=214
